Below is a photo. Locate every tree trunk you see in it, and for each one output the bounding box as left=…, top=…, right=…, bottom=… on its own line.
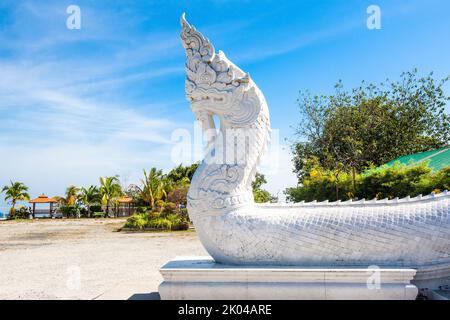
left=335, top=183, right=339, bottom=201
left=10, top=201, right=16, bottom=219
left=351, top=166, right=356, bottom=198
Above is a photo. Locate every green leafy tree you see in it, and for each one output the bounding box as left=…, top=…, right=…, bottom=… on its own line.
left=99, top=176, right=122, bottom=216
left=1, top=181, right=30, bottom=219
left=292, top=70, right=450, bottom=189
left=56, top=185, right=79, bottom=206
left=252, top=173, right=277, bottom=203
left=167, top=163, right=199, bottom=187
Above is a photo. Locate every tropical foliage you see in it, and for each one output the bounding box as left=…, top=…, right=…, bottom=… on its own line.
left=0, top=163, right=201, bottom=222
left=124, top=210, right=189, bottom=231
left=1, top=181, right=30, bottom=219
left=132, top=168, right=168, bottom=209
left=99, top=176, right=123, bottom=216
left=54, top=185, right=79, bottom=206
left=58, top=204, right=83, bottom=218
left=285, top=160, right=450, bottom=202
left=78, top=186, right=101, bottom=217
left=123, top=164, right=199, bottom=230
left=14, top=206, right=32, bottom=219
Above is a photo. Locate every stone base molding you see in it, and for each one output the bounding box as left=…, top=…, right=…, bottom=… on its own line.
left=159, top=257, right=418, bottom=300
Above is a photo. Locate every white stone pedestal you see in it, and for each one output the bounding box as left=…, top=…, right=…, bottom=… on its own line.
left=159, top=257, right=418, bottom=300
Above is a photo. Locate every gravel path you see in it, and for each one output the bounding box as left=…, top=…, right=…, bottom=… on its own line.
left=0, top=219, right=207, bottom=300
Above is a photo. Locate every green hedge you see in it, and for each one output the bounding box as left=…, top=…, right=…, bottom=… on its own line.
left=124, top=212, right=189, bottom=231
left=285, top=162, right=450, bottom=202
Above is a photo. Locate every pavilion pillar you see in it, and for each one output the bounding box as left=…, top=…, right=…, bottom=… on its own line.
left=32, top=203, right=36, bottom=219
left=50, top=202, right=53, bottom=218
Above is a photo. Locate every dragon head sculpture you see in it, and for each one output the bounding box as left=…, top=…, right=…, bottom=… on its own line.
left=180, top=13, right=266, bottom=132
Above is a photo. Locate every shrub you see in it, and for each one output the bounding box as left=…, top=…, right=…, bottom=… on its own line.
left=147, top=217, right=172, bottom=230
left=124, top=211, right=189, bottom=231
left=166, top=213, right=191, bottom=230
left=155, top=200, right=165, bottom=210
left=167, top=187, right=188, bottom=206
left=162, top=202, right=177, bottom=216
left=59, top=205, right=81, bottom=218
left=89, top=205, right=102, bottom=214
left=359, top=162, right=433, bottom=199
left=177, top=220, right=190, bottom=230
left=79, top=207, right=88, bottom=217
left=180, top=208, right=190, bottom=220
left=166, top=213, right=181, bottom=224
left=148, top=211, right=160, bottom=219
left=431, top=167, right=450, bottom=192
left=124, top=213, right=148, bottom=230
left=135, top=206, right=150, bottom=214
left=285, top=163, right=450, bottom=202
left=15, top=206, right=30, bottom=219
left=93, top=211, right=106, bottom=218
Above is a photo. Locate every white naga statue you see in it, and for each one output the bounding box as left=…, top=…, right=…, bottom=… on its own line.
left=181, top=14, right=450, bottom=270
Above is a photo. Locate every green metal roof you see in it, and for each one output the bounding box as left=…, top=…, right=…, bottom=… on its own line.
left=385, top=148, right=450, bottom=171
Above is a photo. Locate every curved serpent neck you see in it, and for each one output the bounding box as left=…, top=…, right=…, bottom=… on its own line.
left=180, top=15, right=271, bottom=217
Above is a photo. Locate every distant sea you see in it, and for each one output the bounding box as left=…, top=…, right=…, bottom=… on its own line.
left=0, top=206, right=8, bottom=220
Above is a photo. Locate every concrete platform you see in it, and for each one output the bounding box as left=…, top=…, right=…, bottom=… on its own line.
left=159, top=256, right=418, bottom=300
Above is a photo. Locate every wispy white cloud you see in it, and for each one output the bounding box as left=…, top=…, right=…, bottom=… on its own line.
left=0, top=67, right=186, bottom=207
left=0, top=3, right=190, bottom=206
left=0, top=69, right=181, bottom=149
left=0, top=0, right=300, bottom=211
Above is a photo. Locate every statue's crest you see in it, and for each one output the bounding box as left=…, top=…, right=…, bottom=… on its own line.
left=180, top=14, right=263, bottom=127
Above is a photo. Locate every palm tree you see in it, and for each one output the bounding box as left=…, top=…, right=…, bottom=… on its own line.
left=55, top=185, right=79, bottom=206
left=78, top=186, right=100, bottom=217
left=65, top=185, right=79, bottom=205
left=1, top=181, right=30, bottom=219
left=99, top=176, right=122, bottom=217
left=139, top=168, right=168, bottom=209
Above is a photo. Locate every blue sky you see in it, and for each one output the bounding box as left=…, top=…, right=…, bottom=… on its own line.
left=1, top=0, right=449, bottom=211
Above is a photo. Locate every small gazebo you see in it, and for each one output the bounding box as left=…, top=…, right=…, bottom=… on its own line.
left=116, top=196, right=134, bottom=217
left=29, top=194, right=58, bottom=218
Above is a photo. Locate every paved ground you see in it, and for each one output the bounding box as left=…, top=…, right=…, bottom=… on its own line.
left=0, top=218, right=207, bottom=300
